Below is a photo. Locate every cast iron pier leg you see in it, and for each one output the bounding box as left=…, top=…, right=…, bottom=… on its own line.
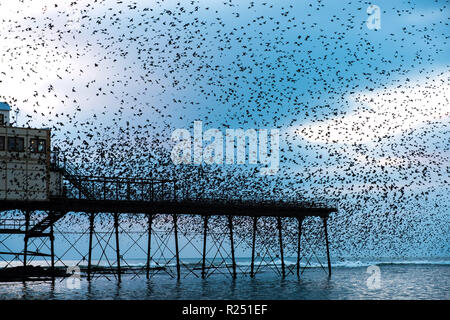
left=87, top=213, right=95, bottom=281
left=146, top=214, right=153, bottom=279
left=114, top=213, right=121, bottom=282
left=323, top=216, right=331, bottom=277
left=277, top=217, right=285, bottom=278
left=250, top=216, right=257, bottom=277
left=228, top=216, right=237, bottom=279
left=50, top=212, right=55, bottom=277
left=201, top=215, right=208, bottom=279
left=23, top=210, right=30, bottom=268
left=173, top=214, right=181, bottom=280
left=296, top=217, right=303, bottom=278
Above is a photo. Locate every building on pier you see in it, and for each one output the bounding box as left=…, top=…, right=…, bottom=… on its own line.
left=0, top=102, right=63, bottom=201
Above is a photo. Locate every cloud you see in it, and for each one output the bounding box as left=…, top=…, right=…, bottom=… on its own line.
left=295, top=70, right=450, bottom=144
left=399, top=8, right=446, bottom=24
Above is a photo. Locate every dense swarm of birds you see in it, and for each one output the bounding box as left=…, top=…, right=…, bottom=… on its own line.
left=0, top=0, right=448, bottom=261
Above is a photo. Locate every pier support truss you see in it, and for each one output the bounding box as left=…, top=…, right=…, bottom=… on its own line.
left=0, top=200, right=335, bottom=281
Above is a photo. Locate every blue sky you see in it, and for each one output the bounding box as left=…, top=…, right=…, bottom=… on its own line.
left=0, top=0, right=448, bottom=258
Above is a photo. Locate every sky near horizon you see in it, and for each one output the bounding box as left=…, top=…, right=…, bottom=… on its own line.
left=0, top=0, right=448, bottom=258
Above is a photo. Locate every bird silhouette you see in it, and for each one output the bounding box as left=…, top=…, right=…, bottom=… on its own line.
left=0, top=0, right=448, bottom=263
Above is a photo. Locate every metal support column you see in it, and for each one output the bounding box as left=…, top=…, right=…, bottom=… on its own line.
left=23, top=210, right=30, bottom=268
left=323, top=216, right=332, bottom=277
left=201, top=215, right=208, bottom=279
left=50, top=212, right=55, bottom=276
left=250, top=216, right=257, bottom=278
left=228, top=216, right=237, bottom=279
left=146, top=214, right=153, bottom=279
left=87, top=213, right=95, bottom=281
left=173, top=214, right=181, bottom=280
left=114, top=213, right=121, bottom=282
left=277, top=217, right=285, bottom=278
left=296, top=217, right=303, bottom=278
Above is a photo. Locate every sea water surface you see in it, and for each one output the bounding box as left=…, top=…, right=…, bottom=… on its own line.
left=0, top=258, right=448, bottom=300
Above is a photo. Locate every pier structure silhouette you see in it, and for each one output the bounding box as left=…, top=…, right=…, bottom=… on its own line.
left=1, top=148, right=337, bottom=281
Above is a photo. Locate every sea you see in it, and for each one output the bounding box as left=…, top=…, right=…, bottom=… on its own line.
left=0, top=257, right=448, bottom=300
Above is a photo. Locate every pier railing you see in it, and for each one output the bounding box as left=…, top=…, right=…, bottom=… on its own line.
left=0, top=218, right=35, bottom=231
left=50, top=150, right=335, bottom=208
left=61, top=175, right=178, bottom=201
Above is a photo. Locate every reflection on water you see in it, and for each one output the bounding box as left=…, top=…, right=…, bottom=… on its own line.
left=0, top=264, right=448, bottom=300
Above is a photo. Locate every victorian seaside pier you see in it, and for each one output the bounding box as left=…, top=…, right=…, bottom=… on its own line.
left=0, top=102, right=337, bottom=282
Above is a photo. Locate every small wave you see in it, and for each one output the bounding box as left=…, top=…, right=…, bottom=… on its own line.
left=231, top=259, right=450, bottom=269
left=330, top=259, right=450, bottom=268
left=2, top=259, right=448, bottom=270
